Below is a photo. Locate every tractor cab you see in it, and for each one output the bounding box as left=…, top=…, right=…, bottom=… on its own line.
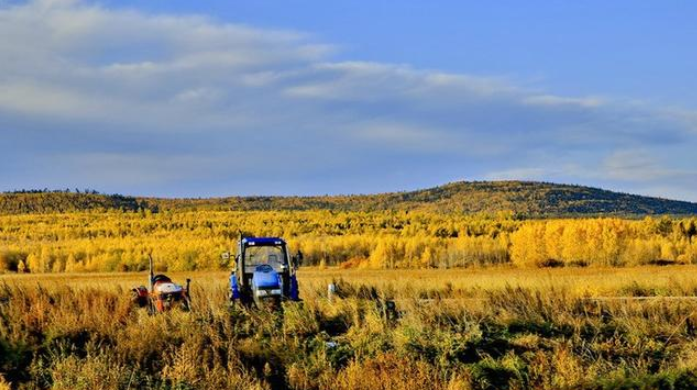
left=228, top=236, right=301, bottom=307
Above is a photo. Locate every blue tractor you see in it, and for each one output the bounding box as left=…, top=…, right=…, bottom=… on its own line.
left=228, top=236, right=301, bottom=308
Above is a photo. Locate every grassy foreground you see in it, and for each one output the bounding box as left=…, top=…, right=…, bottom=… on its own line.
left=3, top=267, right=697, bottom=389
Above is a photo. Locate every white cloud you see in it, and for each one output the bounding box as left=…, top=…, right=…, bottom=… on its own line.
left=172, top=88, right=224, bottom=103
left=602, top=150, right=697, bottom=183
left=58, top=152, right=220, bottom=186
left=523, top=94, right=603, bottom=108
left=484, top=168, right=551, bottom=181
left=352, top=122, right=462, bottom=152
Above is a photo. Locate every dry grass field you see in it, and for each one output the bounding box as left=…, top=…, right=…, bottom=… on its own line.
left=3, top=267, right=697, bottom=389
left=5, top=266, right=697, bottom=299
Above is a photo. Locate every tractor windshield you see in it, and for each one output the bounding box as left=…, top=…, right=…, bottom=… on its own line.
left=245, top=246, right=286, bottom=268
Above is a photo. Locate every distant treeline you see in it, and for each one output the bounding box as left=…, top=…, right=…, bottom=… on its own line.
left=3, top=181, right=697, bottom=216
left=7, top=188, right=102, bottom=194
left=1, top=210, right=696, bottom=273
left=0, top=190, right=151, bottom=214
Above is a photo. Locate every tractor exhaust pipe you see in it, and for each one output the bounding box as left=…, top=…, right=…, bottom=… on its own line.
left=149, top=254, right=154, bottom=293
left=148, top=254, right=156, bottom=314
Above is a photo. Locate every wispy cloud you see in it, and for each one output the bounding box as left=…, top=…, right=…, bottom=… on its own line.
left=1, top=0, right=696, bottom=199
left=601, top=150, right=697, bottom=192
left=522, top=95, right=603, bottom=108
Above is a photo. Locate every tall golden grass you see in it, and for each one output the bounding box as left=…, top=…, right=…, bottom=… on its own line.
left=2, top=267, right=697, bottom=389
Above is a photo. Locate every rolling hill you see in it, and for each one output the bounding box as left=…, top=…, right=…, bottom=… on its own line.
left=2, top=181, right=697, bottom=216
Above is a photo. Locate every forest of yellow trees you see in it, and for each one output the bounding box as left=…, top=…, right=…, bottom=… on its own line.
left=0, top=209, right=696, bottom=273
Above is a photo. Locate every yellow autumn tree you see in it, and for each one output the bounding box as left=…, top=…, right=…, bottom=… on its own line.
left=511, top=223, right=548, bottom=267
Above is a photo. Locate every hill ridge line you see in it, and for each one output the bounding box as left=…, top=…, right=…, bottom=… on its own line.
left=2, top=180, right=696, bottom=216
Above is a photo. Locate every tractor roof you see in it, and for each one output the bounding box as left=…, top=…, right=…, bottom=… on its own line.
left=242, top=237, right=286, bottom=246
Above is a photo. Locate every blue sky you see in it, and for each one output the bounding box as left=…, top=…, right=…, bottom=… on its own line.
left=1, top=0, right=697, bottom=200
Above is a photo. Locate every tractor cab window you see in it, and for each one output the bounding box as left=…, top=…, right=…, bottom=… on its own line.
left=245, top=246, right=286, bottom=268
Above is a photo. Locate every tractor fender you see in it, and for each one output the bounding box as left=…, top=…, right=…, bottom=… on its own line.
left=130, top=286, right=149, bottom=308
left=229, top=273, right=241, bottom=300
left=290, top=274, right=300, bottom=301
